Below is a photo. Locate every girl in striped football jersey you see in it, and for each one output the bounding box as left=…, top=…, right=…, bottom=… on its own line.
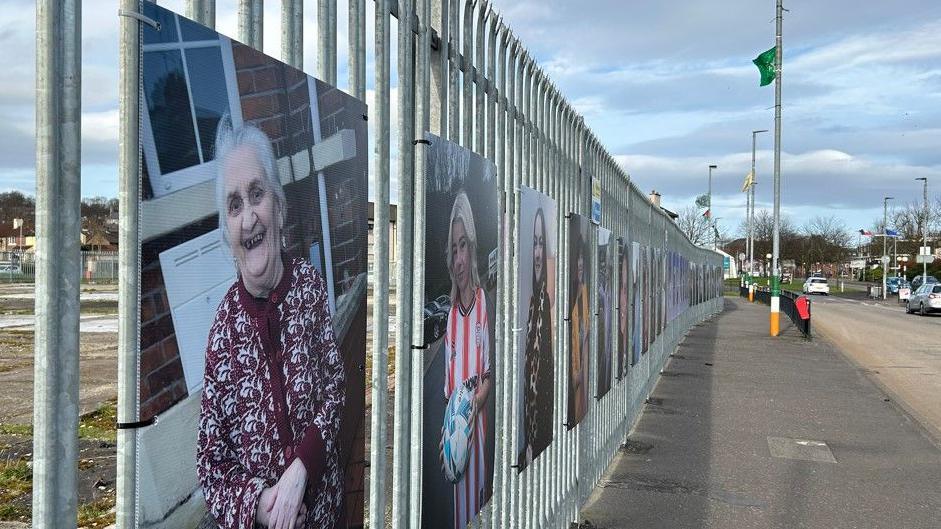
left=438, top=191, right=493, bottom=529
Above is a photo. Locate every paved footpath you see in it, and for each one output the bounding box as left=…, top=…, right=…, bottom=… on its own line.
left=579, top=297, right=941, bottom=529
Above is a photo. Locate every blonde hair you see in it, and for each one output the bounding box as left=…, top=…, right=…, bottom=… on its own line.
left=446, top=190, right=480, bottom=302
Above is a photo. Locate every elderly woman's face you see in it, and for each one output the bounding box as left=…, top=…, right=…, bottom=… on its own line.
left=450, top=219, right=471, bottom=298
left=223, top=144, right=282, bottom=294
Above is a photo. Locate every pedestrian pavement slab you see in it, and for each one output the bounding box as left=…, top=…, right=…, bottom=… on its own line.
left=579, top=297, right=941, bottom=529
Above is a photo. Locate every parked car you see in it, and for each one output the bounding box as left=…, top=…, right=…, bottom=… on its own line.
left=423, top=296, right=451, bottom=344
left=906, top=283, right=941, bottom=315
left=886, top=276, right=903, bottom=294
left=910, top=275, right=938, bottom=292
left=0, top=263, right=22, bottom=275
left=802, top=277, right=830, bottom=295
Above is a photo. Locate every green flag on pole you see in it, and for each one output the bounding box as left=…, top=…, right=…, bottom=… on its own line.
left=753, top=46, right=776, bottom=86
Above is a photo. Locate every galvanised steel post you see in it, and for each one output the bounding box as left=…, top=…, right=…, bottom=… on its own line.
left=487, top=12, right=498, bottom=161
left=917, top=177, right=928, bottom=283
left=883, top=196, right=893, bottom=300
left=348, top=0, right=365, bottom=100
left=392, top=0, right=416, bottom=525
left=367, top=1, right=391, bottom=527
left=749, top=129, right=767, bottom=300
left=117, top=1, right=139, bottom=526
left=448, top=0, right=459, bottom=141
left=495, top=28, right=512, bottom=529
left=461, top=0, right=473, bottom=147
left=282, top=0, right=301, bottom=68
left=509, top=46, right=527, bottom=529
left=410, top=1, right=430, bottom=524
left=474, top=1, right=488, bottom=154
left=239, top=0, right=263, bottom=49
left=328, top=0, right=337, bottom=83
left=319, top=0, right=330, bottom=78
left=34, top=0, right=81, bottom=525
left=771, top=0, right=783, bottom=336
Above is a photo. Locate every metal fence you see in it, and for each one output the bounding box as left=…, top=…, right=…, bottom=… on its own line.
left=106, top=1, right=725, bottom=528
left=0, top=250, right=117, bottom=283
left=362, top=2, right=725, bottom=528
left=745, top=286, right=811, bottom=338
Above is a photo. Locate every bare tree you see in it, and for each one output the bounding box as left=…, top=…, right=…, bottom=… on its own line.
left=677, top=205, right=712, bottom=245
left=802, top=215, right=851, bottom=266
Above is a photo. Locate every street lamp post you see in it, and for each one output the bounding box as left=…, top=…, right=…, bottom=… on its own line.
left=708, top=164, right=717, bottom=250
left=750, top=129, right=768, bottom=292
left=916, top=177, right=928, bottom=284
left=883, top=196, right=893, bottom=300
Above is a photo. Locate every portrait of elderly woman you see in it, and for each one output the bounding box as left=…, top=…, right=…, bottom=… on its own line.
left=516, top=187, right=556, bottom=471
left=196, top=119, right=346, bottom=529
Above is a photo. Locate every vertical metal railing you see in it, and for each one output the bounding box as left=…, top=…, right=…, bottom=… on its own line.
left=98, top=2, right=727, bottom=528
left=34, top=0, right=82, bottom=526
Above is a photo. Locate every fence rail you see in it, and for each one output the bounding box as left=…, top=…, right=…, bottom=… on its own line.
left=0, top=251, right=117, bottom=283
left=100, top=1, right=728, bottom=528
left=742, top=286, right=812, bottom=338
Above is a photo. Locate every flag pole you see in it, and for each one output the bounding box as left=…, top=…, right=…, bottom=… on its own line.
left=770, top=0, right=783, bottom=336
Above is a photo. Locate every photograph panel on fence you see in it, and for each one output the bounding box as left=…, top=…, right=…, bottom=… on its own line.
left=631, top=241, right=641, bottom=366
left=421, top=133, right=499, bottom=529
left=515, top=186, right=557, bottom=472
left=567, top=213, right=591, bottom=429
left=596, top=227, right=614, bottom=398
left=642, top=245, right=651, bottom=355
left=617, top=239, right=629, bottom=379
left=138, top=4, right=367, bottom=527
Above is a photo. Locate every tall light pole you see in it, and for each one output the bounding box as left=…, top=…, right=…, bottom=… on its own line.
left=749, top=129, right=768, bottom=301
left=916, top=177, right=928, bottom=284
left=882, top=196, right=893, bottom=300
left=708, top=164, right=717, bottom=249
left=770, top=0, right=784, bottom=336
left=750, top=130, right=768, bottom=265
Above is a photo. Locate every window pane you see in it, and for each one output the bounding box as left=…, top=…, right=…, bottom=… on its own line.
left=143, top=50, right=200, bottom=175
left=179, top=15, right=218, bottom=42
left=185, top=47, right=231, bottom=162
left=142, top=3, right=179, bottom=45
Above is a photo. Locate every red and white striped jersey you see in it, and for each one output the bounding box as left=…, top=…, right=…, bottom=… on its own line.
left=444, top=286, right=491, bottom=529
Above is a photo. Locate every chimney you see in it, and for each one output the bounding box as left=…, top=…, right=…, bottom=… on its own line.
left=649, top=190, right=662, bottom=207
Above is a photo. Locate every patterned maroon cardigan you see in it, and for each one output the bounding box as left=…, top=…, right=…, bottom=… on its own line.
left=197, top=257, right=345, bottom=529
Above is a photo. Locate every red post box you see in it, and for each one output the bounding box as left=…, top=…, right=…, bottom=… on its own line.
left=795, top=295, right=811, bottom=320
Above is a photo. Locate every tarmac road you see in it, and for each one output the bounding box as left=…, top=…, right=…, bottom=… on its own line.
left=810, top=293, right=941, bottom=443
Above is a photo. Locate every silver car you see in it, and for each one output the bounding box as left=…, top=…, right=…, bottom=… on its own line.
left=906, top=283, right=941, bottom=315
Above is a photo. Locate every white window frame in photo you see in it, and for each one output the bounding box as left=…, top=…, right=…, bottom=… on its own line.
left=141, top=19, right=243, bottom=199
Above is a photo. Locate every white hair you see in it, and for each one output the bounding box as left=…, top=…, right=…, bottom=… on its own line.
left=213, top=115, right=287, bottom=249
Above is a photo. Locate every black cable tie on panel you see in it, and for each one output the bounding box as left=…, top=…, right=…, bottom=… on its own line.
left=562, top=422, right=571, bottom=428
left=118, top=8, right=161, bottom=29
left=413, top=138, right=432, bottom=146
left=116, top=417, right=157, bottom=430
left=563, top=317, right=571, bottom=322
left=510, top=464, right=521, bottom=469
left=564, top=213, right=573, bottom=219
left=362, top=114, right=368, bottom=121
left=411, top=344, right=429, bottom=350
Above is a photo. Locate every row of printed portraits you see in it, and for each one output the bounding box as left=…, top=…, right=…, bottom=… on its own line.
left=419, top=136, right=721, bottom=528
left=137, top=6, right=718, bottom=529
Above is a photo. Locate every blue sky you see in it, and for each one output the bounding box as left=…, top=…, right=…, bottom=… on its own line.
left=2, top=0, right=941, bottom=237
